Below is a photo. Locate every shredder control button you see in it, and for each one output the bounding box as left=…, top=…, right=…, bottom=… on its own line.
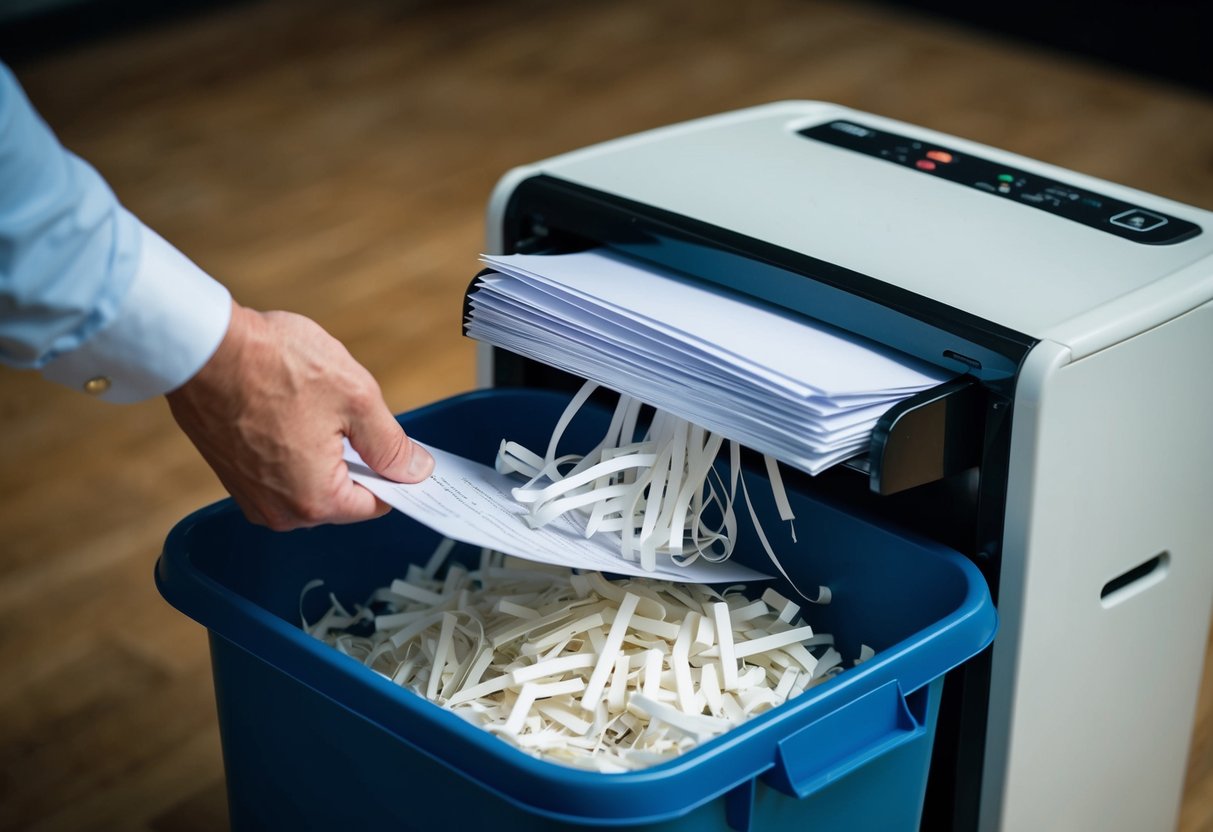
left=1110, top=209, right=1168, bottom=232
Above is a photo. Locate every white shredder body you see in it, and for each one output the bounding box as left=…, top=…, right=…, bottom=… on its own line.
left=480, top=102, right=1213, bottom=831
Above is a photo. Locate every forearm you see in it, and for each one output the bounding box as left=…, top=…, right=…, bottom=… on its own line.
left=1, top=63, right=232, bottom=401
left=38, top=221, right=232, bottom=401
left=2, top=61, right=434, bottom=530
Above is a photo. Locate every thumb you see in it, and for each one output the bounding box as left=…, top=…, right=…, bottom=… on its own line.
left=348, top=402, right=435, bottom=484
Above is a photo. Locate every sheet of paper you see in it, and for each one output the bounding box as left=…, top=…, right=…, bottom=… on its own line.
left=344, top=442, right=773, bottom=584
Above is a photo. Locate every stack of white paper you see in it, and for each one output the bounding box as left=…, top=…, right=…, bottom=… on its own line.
left=466, top=249, right=952, bottom=474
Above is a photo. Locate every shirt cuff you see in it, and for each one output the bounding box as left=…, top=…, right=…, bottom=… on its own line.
left=40, top=222, right=232, bottom=403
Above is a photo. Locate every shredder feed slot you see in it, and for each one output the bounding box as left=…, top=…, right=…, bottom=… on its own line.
left=465, top=270, right=988, bottom=496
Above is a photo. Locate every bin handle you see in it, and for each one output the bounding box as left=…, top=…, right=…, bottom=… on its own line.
left=768, top=679, right=924, bottom=800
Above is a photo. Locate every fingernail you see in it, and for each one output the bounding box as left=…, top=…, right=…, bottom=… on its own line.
left=406, top=443, right=435, bottom=480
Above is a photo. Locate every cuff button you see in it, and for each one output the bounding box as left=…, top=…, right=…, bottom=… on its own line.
left=83, top=376, right=112, bottom=395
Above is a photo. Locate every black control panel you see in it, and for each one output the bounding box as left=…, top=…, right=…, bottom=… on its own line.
left=800, top=120, right=1201, bottom=246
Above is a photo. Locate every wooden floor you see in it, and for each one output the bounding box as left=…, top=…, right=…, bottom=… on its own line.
left=1, top=1, right=1210, bottom=829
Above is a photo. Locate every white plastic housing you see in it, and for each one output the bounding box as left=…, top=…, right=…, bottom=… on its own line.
left=483, top=102, right=1213, bottom=831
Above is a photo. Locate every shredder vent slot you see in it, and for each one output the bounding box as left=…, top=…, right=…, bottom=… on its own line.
left=1100, top=552, right=1170, bottom=607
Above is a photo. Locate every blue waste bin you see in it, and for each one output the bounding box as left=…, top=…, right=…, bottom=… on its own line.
left=157, top=388, right=996, bottom=832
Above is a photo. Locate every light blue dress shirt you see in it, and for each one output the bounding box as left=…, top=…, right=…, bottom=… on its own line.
left=0, top=62, right=230, bottom=402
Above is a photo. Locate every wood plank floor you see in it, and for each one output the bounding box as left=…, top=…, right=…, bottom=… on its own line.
left=2, top=1, right=1211, bottom=829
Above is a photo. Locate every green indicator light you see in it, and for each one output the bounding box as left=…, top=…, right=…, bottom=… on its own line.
left=998, top=173, right=1015, bottom=183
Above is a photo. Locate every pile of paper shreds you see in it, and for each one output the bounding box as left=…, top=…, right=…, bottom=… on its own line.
left=305, top=543, right=870, bottom=771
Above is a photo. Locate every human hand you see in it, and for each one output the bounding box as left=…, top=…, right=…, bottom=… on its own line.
left=165, top=300, right=434, bottom=530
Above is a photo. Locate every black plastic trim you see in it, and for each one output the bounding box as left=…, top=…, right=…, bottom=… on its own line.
left=501, top=175, right=1037, bottom=381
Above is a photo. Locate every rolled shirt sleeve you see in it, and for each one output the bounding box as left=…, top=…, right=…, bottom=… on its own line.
left=1, top=62, right=231, bottom=403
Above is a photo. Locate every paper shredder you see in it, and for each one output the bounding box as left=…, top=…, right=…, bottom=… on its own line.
left=475, top=102, right=1213, bottom=830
